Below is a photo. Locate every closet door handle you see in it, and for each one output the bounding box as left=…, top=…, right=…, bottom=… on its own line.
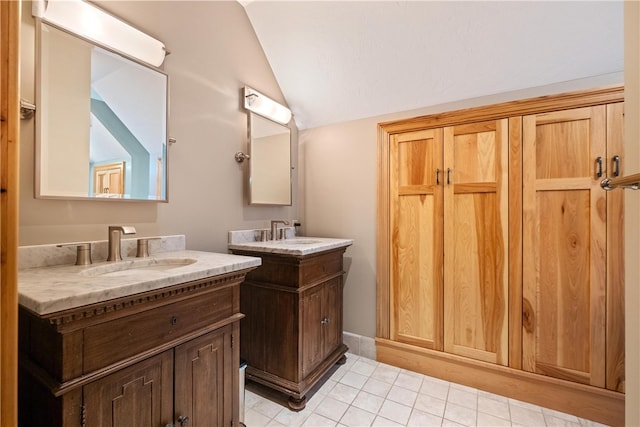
left=596, top=157, right=603, bottom=178
left=447, top=168, right=451, bottom=185
left=612, top=155, right=620, bottom=177
left=436, top=168, right=440, bottom=185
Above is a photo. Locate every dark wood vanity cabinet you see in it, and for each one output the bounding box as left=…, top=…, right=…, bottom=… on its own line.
left=230, top=247, right=349, bottom=410
left=18, top=270, right=251, bottom=427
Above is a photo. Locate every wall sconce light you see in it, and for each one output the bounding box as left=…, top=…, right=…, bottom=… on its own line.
left=32, top=0, right=167, bottom=67
left=244, top=86, right=292, bottom=125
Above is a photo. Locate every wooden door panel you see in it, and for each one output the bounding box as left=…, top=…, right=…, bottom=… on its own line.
left=444, top=120, right=509, bottom=365
left=84, top=350, right=173, bottom=427
left=302, top=287, right=324, bottom=376
left=534, top=109, right=594, bottom=179
left=175, top=327, right=231, bottom=427
left=522, top=106, right=606, bottom=387
left=394, top=194, right=439, bottom=348
left=452, top=130, right=497, bottom=183
left=398, top=130, right=439, bottom=186
left=606, top=102, right=625, bottom=392
left=323, top=279, right=342, bottom=357
left=536, top=190, right=592, bottom=374
left=447, top=192, right=506, bottom=363
left=390, top=129, right=444, bottom=350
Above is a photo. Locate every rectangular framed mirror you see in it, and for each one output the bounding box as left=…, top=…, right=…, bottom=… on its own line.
left=248, top=112, right=292, bottom=205
left=35, top=21, right=169, bottom=201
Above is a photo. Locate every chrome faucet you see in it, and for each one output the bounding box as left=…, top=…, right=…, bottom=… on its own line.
left=107, top=225, right=137, bottom=261
left=270, top=220, right=289, bottom=240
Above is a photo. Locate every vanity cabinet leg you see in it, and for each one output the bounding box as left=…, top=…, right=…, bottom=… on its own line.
left=288, top=396, right=307, bottom=411
left=336, top=355, right=347, bottom=365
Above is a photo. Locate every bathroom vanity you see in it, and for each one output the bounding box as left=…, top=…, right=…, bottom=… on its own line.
left=18, top=242, right=260, bottom=427
left=228, top=236, right=353, bottom=410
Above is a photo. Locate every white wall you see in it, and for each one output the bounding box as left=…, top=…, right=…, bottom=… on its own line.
left=20, top=1, right=299, bottom=251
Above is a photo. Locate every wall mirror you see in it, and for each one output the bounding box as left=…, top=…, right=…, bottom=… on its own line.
left=248, top=113, right=292, bottom=205
left=35, top=21, right=168, bottom=201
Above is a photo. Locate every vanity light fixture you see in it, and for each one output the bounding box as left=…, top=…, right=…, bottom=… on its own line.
left=32, top=0, right=167, bottom=67
left=244, top=86, right=292, bottom=125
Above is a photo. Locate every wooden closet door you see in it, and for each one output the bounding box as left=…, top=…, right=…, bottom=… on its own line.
left=606, top=102, right=625, bottom=392
left=443, top=120, right=509, bottom=365
left=522, top=106, right=607, bottom=387
left=390, top=129, right=444, bottom=350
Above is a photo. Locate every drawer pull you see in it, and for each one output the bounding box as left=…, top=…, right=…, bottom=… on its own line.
left=171, top=316, right=178, bottom=326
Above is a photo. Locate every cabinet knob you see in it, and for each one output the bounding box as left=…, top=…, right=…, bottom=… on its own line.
left=178, top=415, right=189, bottom=426
left=321, top=317, right=330, bottom=325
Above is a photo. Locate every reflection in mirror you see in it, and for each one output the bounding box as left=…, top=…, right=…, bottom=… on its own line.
left=248, top=113, right=292, bottom=205
left=36, top=21, right=168, bottom=201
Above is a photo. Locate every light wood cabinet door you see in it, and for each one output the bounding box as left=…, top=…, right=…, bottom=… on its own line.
left=443, top=119, right=509, bottom=365
left=174, top=327, right=233, bottom=427
left=83, top=350, right=174, bottom=427
left=93, top=161, right=124, bottom=196
left=605, top=102, right=625, bottom=392
left=522, top=106, right=607, bottom=387
left=390, top=129, right=444, bottom=350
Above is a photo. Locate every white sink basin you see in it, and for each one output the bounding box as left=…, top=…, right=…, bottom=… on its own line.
left=80, top=258, right=198, bottom=277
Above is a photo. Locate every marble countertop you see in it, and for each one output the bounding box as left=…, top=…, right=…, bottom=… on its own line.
left=228, top=237, right=353, bottom=256
left=18, top=250, right=261, bottom=316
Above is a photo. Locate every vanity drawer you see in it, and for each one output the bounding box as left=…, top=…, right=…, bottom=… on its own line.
left=299, top=251, right=344, bottom=285
left=83, top=286, right=233, bottom=373
left=238, top=248, right=346, bottom=288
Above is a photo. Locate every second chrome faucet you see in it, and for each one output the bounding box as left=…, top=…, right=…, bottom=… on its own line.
left=270, top=220, right=289, bottom=240
left=107, top=225, right=137, bottom=261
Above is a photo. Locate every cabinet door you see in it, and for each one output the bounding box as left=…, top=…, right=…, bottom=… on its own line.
left=322, top=278, right=343, bottom=357
left=174, top=327, right=233, bottom=427
left=606, top=102, right=625, bottom=392
left=390, top=129, right=444, bottom=350
left=302, top=278, right=344, bottom=377
left=522, top=106, right=607, bottom=387
left=83, top=350, right=173, bottom=427
left=443, top=119, right=509, bottom=365
left=302, top=284, right=325, bottom=377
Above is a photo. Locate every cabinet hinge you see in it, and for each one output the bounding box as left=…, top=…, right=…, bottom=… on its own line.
left=231, top=333, right=234, bottom=349
left=80, top=404, right=86, bottom=427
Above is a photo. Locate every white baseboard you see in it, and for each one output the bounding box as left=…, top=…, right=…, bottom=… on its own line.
left=343, top=331, right=376, bottom=360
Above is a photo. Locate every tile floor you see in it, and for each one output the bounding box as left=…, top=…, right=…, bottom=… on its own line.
left=243, top=353, right=610, bottom=427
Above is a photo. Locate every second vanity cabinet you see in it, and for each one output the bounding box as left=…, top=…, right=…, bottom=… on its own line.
left=19, top=268, right=252, bottom=427
left=230, top=245, right=349, bottom=410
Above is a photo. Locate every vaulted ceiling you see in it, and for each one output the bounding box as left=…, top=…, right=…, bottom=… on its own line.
left=242, top=1, right=623, bottom=130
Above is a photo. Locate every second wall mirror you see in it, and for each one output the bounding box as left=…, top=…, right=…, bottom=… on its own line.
left=248, top=112, right=292, bottom=205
